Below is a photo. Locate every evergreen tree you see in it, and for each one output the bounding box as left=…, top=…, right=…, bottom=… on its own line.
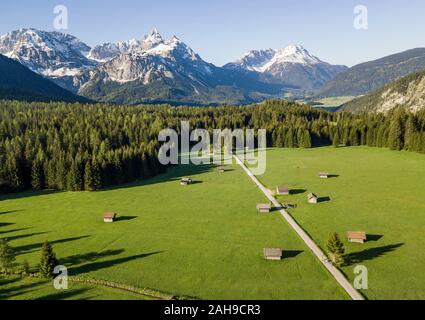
left=39, top=241, right=58, bottom=278
left=22, top=259, right=31, bottom=275
left=332, top=130, right=341, bottom=147
left=84, top=160, right=95, bottom=191
left=31, top=159, right=44, bottom=190
left=326, top=232, right=345, bottom=267
left=0, top=238, right=16, bottom=273
left=388, top=110, right=405, bottom=150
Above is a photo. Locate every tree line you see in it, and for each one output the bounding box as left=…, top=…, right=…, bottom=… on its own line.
left=1, top=99, right=424, bottom=193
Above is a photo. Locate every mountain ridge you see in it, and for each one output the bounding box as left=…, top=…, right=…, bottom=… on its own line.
left=316, top=48, right=425, bottom=98
left=0, top=53, right=88, bottom=102
left=225, top=45, right=348, bottom=91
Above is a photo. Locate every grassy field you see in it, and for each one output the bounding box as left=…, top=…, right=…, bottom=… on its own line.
left=255, top=147, right=425, bottom=300
left=307, top=96, right=357, bottom=111
left=0, top=276, right=151, bottom=300
left=0, top=161, right=346, bottom=300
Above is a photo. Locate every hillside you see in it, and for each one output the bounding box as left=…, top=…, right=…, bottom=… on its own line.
left=316, top=48, right=425, bottom=98
left=341, top=70, right=425, bottom=113
left=0, top=54, right=88, bottom=102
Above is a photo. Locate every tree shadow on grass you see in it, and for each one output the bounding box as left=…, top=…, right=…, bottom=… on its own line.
left=70, top=251, right=163, bottom=275
left=0, top=190, right=62, bottom=202
left=61, top=249, right=125, bottom=266
left=34, top=288, right=90, bottom=300
left=15, top=235, right=91, bottom=256
left=0, top=222, right=14, bottom=228
left=0, top=227, right=31, bottom=236
left=345, top=243, right=404, bottom=265
left=103, top=164, right=216, bottom=192
left=0, top=278, right=45, bottom=299
left=1, top=232, right=48, bottom=242
left=284, top=250, right=303, bottom=259
left=0, top=210, right=23, bottom=215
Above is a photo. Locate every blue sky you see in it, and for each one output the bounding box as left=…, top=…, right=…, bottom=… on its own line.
left=1, top=0, right=424, bottom=67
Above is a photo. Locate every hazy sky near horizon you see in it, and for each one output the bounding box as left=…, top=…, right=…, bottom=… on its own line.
left=1, top=0, right=424, bottom=67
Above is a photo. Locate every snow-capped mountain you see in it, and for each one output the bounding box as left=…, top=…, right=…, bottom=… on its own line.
left=87, top=39, right=141, bottom=62
left=0, top=28, right=97, bottom=77
left=78, top=29, right=282, bottom=105
left=225, top=45, right=348, bottom=91
left=87, top=28, right=172, bottom=63
left=0, top=27, right=345, bottom=104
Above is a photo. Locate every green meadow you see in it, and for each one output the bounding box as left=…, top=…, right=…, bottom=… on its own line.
left=256, top=147, right=425, bottom=300
left=0, top=161, right=346, bottom=300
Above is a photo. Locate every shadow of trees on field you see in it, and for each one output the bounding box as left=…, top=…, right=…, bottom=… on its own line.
left=0, top=222, right=14, bottom=228
left=34, top=289, right=90, bottom=300
left=346, top=243, right=404, bottom=265
left=0, top=210, right=23, bottom=215
left=103, top=163, right=216, bottom=192
left=0, top=278, right=45, bottom=299
left=70, top=251, right=163, bottom=275
left=61, top=249, right=125, bottom=266
left=1, top=232, right=48, bottom=242
left=0, top=190, right=61, bottom=202
left=15, top=235, right=91, bottom=255
left=0, top=227, right=31, bottom=236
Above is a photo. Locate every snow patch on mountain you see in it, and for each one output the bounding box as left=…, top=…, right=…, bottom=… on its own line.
left=0, top=28, right=96, bottom=77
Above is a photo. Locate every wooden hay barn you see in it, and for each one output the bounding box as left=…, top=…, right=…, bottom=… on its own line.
left=307, top=193, right=318, bottom=204
left=103, top=212, right=116, bottom=223
left=347, top=231, right=367, bottom=243
left=319, top=172, right=330, bottom=179
left=276, top=186, right=290, bottom=195
left=180, top=177, right=193, bottom=186
left=217, top=166, right=225, bottom=173
left=263, top=248, right=283, bottom=260
left=256, top=203, right=271, bottom=213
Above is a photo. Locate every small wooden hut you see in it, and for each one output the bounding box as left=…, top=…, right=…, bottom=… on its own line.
left=319, top=172, right=330, bottom=179
left=276, top=186, right=290, bottom=195
left=103, top=212, right=116, bottom=223
left=256, top=203, right=271, bottom=213
left=307, top=193, right=318, bottom=204
left=180, top=177, right=193, bottom=186
left=347, top=231, right=367, bottom=243
left=263, top=248, right=283, bottom=260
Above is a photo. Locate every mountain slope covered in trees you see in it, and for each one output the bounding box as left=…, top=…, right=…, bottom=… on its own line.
left=0, top=54, right=88, bottom=102
left=316, top=48, right=425, bottom=98
left=341, top=70, right=425, bottom=113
